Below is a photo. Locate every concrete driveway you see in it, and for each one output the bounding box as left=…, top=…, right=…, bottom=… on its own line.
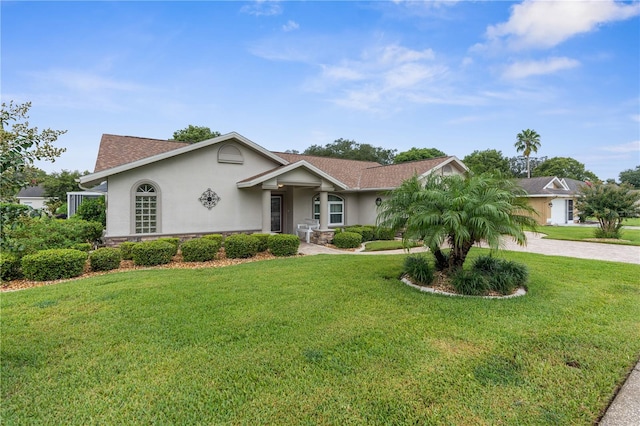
left=299, top=231, right=640, bottom=265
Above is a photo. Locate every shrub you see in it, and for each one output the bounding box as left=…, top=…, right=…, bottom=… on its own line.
left=403, top=254, right=435, bottom=285
left=21, top=249, right=88, bottom=281
left=471, top=256, right=529, bottom=294
left=3, top=217, right=104, bottom=256
left=344, top=226, right=375, bottom=242
left=472, top=255, right=501, bottom=275
left=75, top=196, right=106, bottom=227
left=486, top=260, right=528, bottom=294
left=72, top=243, right=92, bottom=252
left=156, top=238, right=180, bottom=256
left=252, top=233, right=271, bottom=252
left=333, top=231, right=362, bottom=249
left=374, top=226, right=396, bottom=241
left=451, top=270, right=488, bottom=296
left=131, top=241, right=175, bottom=266
left=1, top=254, right=22, bottom=282
left=119, top=242, right=137, bottom=260
left=224, top=234, right=259, bottom=259
left=268, top=234, right=300, bottom=257
left=89, top=247, right=122, bottom=271
left=181, top=238, right=220, bottom=262
left=203, top=234, right=224, bottom=248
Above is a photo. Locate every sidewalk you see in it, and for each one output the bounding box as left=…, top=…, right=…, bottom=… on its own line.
left=298, top=235, right=640, bottom=425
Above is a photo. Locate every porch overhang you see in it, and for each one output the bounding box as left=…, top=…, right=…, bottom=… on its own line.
left=237, top=160, right=348, bottom=191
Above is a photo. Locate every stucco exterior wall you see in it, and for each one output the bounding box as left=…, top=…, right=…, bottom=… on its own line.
left=105, top=142, right=279, bottom=238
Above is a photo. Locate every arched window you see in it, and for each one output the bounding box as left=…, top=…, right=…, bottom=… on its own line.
left=134, top=183, right=158, bottom=233
left=313, top=194, right=344, bottom=226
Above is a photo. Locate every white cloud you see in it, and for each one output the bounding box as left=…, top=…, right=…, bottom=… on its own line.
left=31, top=69, right=144, bottom=93
left=502, top=57, right=580, bottom=79
left=282, top=20, right=299, bottom=32
left=240, top=1, right=282, bottom=17
left=312, top=44, right=447, bottom=111
left=484, top=0, right=640, bottom=50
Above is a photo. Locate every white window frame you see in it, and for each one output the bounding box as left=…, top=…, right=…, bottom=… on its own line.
left=313, top=194, right=344, bottom=226
left=132, top=182, right=160, bottom=234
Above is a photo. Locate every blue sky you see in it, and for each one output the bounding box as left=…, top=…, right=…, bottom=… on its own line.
left=2, top=0, right=639, bottom=181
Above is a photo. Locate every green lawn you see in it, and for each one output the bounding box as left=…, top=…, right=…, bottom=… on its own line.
left=2, top=252, right=639, bottom=424
left=623, top=217, right=640, bottom=226
left=535, top=225, right=640, bottom=246
left=363, top=240, right=421, bottom=252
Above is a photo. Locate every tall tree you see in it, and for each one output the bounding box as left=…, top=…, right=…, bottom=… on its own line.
left=172, top=125, right=221, bottom=143
left=463, top=149, right=512, bottom=176
left=303, top=138, right=396, bottom=165
left=514, top=129, right=541, bottom=178
left=377, top=173, right=536, bottom=275
left=43, top=169, right=88, bottom=201
left=508, top=156, right=547, bottom=178
left=394, top=147, right=446, bottom=164
left=0, top=101, right=66, bottom=200
left=619, top=165, right=640, bottom=188
left=576, top=182, right=640, bottom=239
left=532, top=157, right=599, bottom=181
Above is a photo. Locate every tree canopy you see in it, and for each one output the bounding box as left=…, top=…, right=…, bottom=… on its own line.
left=1, top=101, right=66, bottom=201
left=576, top=182, right=640, bottom=239
left=508, top=156, right=547, bottom=178
left=463, top=149, right=512, bottom=176
left=43, top=169, right=88, bottom=201
left=172, top=125, right=221, bottom=144
left=377, top=173, right=536, bottom=274
left=514, top=129, right=541, bottom=178
left=394, top=147, right=446, bottom=164
left=302, top=138, right=396, bottom=165
left=619, top=165, right=640, bottom=188
left=532, top=157, right=599, bottom=182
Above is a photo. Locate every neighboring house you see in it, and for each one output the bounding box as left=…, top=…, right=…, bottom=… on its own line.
left=79, top=132, right=468, bottom=245
left=66, top=182, right=106, bottom=217
left=517, top=177, right=587, bottom=225
left=15, top=185, right=48, bottom=210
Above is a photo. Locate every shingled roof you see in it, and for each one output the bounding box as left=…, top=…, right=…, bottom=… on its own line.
left=93, top=134, right=189, bottom=172
left=89, top=134, right=466, bottom=190
left=516, top=176, right=586, bottom=196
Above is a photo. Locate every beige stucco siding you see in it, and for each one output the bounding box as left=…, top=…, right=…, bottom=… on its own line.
left=105, top=143, right=279, bottom=238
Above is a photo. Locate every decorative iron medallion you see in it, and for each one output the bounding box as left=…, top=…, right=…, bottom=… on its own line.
left=199, top=188, right=221, bottom=209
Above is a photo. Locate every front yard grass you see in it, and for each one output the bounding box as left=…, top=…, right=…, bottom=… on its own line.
left=363, top=240, right=421, bottom=251
left=2, top=251, right=639, bottom=424
left=535, top=225, right=640, bottom=245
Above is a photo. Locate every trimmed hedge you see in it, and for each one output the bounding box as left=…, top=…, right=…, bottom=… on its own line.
left=224, top=234, right=259, bottom=259
left=268, top=234, right=300, bottom=257
left=89, top=247, right=122, bottom=272
left=374, top=226, right=396, bottom=241
left=181, top=238, right=220, bottom=262
left=344, top=226, right=375, bottom=242
left=156, top=238, right=180, bottom=256
left=203, top=234, right=224, bottom=247
left=1, top=254, right=22, bottom=282
left=333, top=231, right=362, bottom=249
left=119, top=242, right=137, bottom=260
left=131, top=241, right=175, bottom=266
left=21, top=249, right=88, bottom=281
left=72, top=243, right=93, bottom=252
left=252, top=233, right=271, bottom=252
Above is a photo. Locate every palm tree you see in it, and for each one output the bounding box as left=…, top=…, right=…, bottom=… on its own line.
left=377, top=173, right=537, bottom=275
left=514, top=129, right=541, bottom=178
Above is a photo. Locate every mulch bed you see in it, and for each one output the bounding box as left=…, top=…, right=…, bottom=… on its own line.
left=1, top=250, right=291, bottom=292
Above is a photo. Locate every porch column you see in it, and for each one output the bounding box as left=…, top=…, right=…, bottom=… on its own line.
left=319, top=190, right=329, bottom=231
left=261, top=188, right=271, bottom=233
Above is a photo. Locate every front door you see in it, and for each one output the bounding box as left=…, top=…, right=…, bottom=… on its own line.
left=271, top=195, right=282, bottom=233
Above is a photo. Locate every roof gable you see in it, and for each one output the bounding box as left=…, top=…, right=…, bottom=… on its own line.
left=517, top=176, right=586, bottom=196
left=81, top=132, right=288, bottom=187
